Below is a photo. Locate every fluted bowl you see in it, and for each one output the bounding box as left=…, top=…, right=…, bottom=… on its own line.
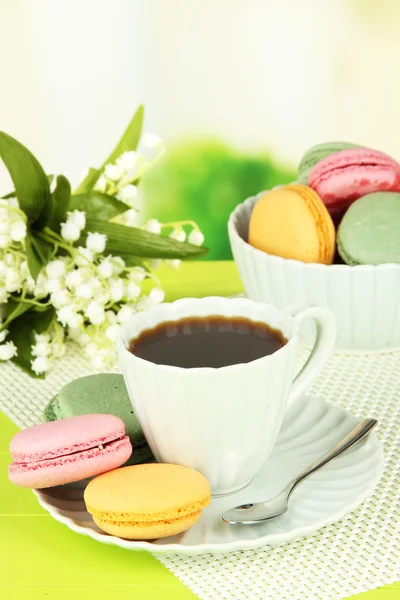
left=228, top=193, right=400, bottom=351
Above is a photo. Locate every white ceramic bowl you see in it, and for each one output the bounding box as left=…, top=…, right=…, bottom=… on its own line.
left=228, top=192, right=400, bottom=351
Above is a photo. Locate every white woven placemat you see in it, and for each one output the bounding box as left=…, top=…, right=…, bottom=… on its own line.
left=0, top=344, right=399, bottom=600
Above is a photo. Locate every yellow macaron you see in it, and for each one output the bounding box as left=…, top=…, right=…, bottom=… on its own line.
left=84, top=463, right=211, bottom=539
left=248, top=184, right=336, bottom=264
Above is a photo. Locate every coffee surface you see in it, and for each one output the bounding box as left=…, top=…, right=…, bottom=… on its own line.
left=129, top=316, right=287, bottom=368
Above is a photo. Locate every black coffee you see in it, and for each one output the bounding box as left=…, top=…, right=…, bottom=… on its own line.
left=129, top=316, right=287, bottom=368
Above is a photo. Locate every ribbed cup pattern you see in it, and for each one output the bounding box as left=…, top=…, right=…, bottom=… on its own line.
left=117, top=297, right=298, bottom=494
left=228, top=194, right=400, bottom=351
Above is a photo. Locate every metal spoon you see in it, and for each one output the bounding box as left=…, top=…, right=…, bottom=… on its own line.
left=222, top=418, right=377, bottom=525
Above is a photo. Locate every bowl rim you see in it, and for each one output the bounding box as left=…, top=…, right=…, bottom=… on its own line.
left=228, top=192, right=400, bottom=271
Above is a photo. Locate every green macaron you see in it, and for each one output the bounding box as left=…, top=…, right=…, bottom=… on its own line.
left=337, top=192, right=400, bottom=265
left=297, top=141, right=361, bottom=184
left=44, top=374, right=154, bottom=464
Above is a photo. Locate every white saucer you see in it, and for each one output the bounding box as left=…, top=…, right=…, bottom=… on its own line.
left=34, top=394, right=383, bottom=555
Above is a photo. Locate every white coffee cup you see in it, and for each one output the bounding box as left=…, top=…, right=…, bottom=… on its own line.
left=116, top=297, right=336, bottom=495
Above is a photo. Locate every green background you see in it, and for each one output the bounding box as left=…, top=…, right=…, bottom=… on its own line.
left=142, top=139, right=295, bottom=260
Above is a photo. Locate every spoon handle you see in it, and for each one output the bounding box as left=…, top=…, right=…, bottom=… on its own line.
left=287, top=418, right=377, bottom=497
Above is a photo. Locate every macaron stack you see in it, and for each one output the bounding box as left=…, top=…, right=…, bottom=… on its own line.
left=8, top=374, right=211, bottom=540
left=249, top=142, right=400, bottom=266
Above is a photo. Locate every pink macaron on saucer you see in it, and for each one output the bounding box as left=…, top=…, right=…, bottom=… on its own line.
left=8, top=414, right=132, bottom=488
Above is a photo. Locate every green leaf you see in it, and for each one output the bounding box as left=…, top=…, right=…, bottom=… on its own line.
left=118, top=254, right=149, bottom=271
left=1, top=298, right=32, bottom=330
left=0, top=132, right=51, bottom=223
left=82, top=219, right=208, bottom=259
left=100, top=105, right=144, bottom=170
left=8, top=307, right=55, bottom=377
left=74, top=167, right=101, bottom=194
left=47, top=175, right=71, bottom=231
left=1, top=174, right=54, bottom=200
left=26, top=232, right=53, bottom=280
left=68, top=191, right=126, bottom=221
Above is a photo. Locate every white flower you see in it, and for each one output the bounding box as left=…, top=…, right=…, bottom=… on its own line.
left=165, top=259, right=181, bottom=269
left=85, top=301, right=105, bottom=325
left=116, top=151, right=140, bottom=171
left=0, top=287, right=8, bottom=303
left=94, top=174, right=107, bottom=192
left=117, top=305, right=136, bottom=324
left=0, top=234, right=10, bottom=248
left=0, top=220, right=9, bottom=234
left=7, top=197, right=19, bottom=209
left=57, top=306, right=83, bottom=329
left=98, top=258, right=114, bottom=279
left=74, top=247, right=94, bottom=267
left=0, top=260, right=6, bottom=277
left=122, top=208, right=139, bottom=227
left=50, top=289, right=71, bottom=309
left=109, top=278, right=125, bottom=302
left=105, top=310, right=118, bottom=325
left=110, top=256, right=125, bottom=274
left=5, top=268, right=22, bottom=293
left=5, top=252, right=16, bottom=266
left=34, top=333, right=50, bottom=344
left=20, top=260, right=29, bottom=278
left=140, top=132, right=163, bottom=150
left=31, top=356, right=50, bottom=374
left=61, top=222, right=81, bottom=242
left=69, top=328, right=91, bottom=347
left=89, top=348, right=110, bottom=369
left=32, top=342, right=51, bottom=357
left=145, top=219, right=162, bottom=235
left=46, top=260, right=66, bottom=279
left=0, top=329, right=8, bottom=343
left=34, top=273, right=49, bottom=298
left=76, top=282, right=94, bottom=299
left=46, top=278, right=62, bottom=293
left=148, top=259, right=162, bottom=270
left=65, top=269, right=85, bottom=288
left=188, top=230, right=204, bottom=246
left=67, top=210, right=86, bottom=230
left=137, top=287, right=165, bottom=310
left=9, top=220, right=26, bottom=242
left=0, top=341, right=17, bottom=360
left=129, top=267, right=147, bottom=282
left=105, top=324, right=120, bottom=341
left=126, top=281, right=141, bottom=300
left=86, top=232, right=107, bottom=254
left=169, top=228, right=186, bottom=242
left=0, top=207, right=8, bottom=221
left=104, top=164, right=124, bottom=181
left=93, top=289, right=110, bottom=305
left=116, top=184, right=138, bottom=205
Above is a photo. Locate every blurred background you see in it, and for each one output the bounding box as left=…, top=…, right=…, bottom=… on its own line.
left=1, top=0, right=399, bottom=258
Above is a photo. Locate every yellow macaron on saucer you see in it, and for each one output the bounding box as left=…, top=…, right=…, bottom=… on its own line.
left=33, top=394, right=382, bottom=554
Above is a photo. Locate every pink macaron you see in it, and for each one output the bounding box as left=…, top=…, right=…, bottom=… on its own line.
left=8, top=414, right=132, bottom=488
left=308, top=148, right=400, bottom=223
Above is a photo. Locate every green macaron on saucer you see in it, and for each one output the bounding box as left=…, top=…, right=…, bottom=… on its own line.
left=44, top=373, right=154, bottom=465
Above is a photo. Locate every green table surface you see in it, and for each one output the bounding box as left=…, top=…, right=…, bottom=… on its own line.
left=0, top=261, right=398, bottom=599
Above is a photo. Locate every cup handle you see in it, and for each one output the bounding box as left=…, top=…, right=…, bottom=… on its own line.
left=287, top=305, right=337, bottom=407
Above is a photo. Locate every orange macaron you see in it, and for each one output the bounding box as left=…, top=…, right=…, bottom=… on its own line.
left=248, top=184, right=336, bottom=264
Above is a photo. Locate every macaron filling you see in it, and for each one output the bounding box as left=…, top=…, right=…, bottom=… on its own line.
left=9, top=435, right=130, bottom=473
left=10, top=427, right=126, bottom=464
